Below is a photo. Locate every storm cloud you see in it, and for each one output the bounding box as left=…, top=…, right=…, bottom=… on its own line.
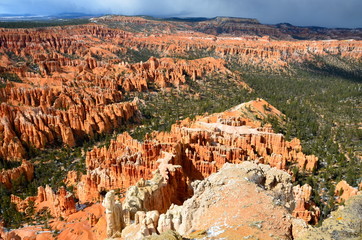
left=0, top=0, right=361, bottom=28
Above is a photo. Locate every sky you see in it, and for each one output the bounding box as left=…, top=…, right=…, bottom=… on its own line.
left=0, top=0, right=361, bottom=28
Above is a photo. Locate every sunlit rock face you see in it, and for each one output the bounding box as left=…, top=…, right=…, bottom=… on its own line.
left=1, top=16, right=361, bottom=240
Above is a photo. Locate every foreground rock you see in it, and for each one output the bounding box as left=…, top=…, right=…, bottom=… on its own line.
left=335, top=180, right=359, bottom=203
left=103, top=161, right=319, bottom=240
left=0, top=203, right=107, bottom=240
left=296, top=195, right=362, bottom=240
left=154, top=162, right=295, bottom=240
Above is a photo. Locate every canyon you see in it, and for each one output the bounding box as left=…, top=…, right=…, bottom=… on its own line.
left=3, top=100, right=325, bottom=239
left=0, top=15, right=360, bottom=240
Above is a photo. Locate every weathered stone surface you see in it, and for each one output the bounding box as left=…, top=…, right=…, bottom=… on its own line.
left=3, top=20, right=360, bottom=240
left=0, top=22, right=360, bottom=161
left=296, top=195, right=362, bottom=240
left=292, top=184, right=321, bottom=224
left=335, top=180, right=359, bottom=203
left=118, top=162, right=298, bottom=239
left=0, top=160, right=34, bottom=188
left=12, top=185, right=76, bottom=218
left=161, top=162, right=296, bottom=238
left=102, top=190, right=123, bottom=238
left=72, top=99, right=318, bottom=207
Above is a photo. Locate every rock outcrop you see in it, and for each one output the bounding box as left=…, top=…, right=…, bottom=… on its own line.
left=110, top=162, right=319, bottom=240
left=0, top=160, right=34, bottom=188
left=0, top=21, right=361, bottom=161
left=0, top=89, right=139, bottom=160
left=75, top=131, right=159, bottom=203
left=121, top=152, right=190, bottom=216
left=296, top=195, right=362, bottom=240
left=292, top=184, right=321, bottom=224
left=100, top=151, right=190, bottom=239
left=335, top=180, right=359, bottom=203
left=11, top=185, right=76, bottom=218
left=72, top=99, right=318, bottom=203
left=102, top=190, right=124, bottom=238
left=156, top=162, right=296, bottom=239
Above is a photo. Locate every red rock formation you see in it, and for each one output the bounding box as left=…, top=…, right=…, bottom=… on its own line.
left=0, top=160, right=34, bottom=188
left=0, top=203, right=107, bottom=240
left=12, top=185, right=76, bottom=218
left=0, top=87, right=138, bottom=159
left=73, top=99, right=317, bottom=204
left=121, top=151, right=191, bottom=217
left=75, top=131, right=160, bottom=203
left=3, top=20, right=360, bottom=239
left=118, top=57, right=229, bottom=90
left=0, top=22, right=360, bottom=161
left=335, top=180, right=359, bottom=203
left=37, top=185, right=76, bottom=217
left=292, top=184, right=320, bottom=224
left=102, top=173, right=171, bottom=238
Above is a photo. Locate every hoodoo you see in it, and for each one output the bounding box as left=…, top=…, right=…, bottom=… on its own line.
left=0, top=14, right=360, bottom=240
